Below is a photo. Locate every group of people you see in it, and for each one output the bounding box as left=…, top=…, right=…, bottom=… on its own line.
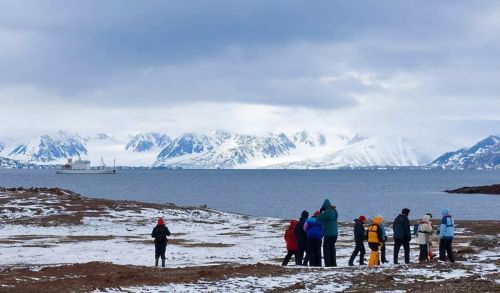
left=282, top=200, right=456, bottom=268
left=150, top=198, right=456, bottom=269
left=283, top=199, right=339, bottom=267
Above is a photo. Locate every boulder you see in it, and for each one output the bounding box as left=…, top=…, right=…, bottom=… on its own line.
left=445, top=184, right=500, bottom=194
left=470, top=235, right=498, bottom=248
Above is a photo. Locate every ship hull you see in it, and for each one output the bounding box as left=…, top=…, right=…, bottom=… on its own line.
left=56, top=169, right=117, bottom=174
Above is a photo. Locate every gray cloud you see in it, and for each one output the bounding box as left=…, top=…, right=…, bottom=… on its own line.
left=0, top=1, right=497, bottom=93
left=0, top=1, right=499, bottom=149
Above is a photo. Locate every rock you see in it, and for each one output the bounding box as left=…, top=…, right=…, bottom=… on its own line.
left=470, top=235, right=498, bottom=248
left=445, top=184, right=500, bottom=194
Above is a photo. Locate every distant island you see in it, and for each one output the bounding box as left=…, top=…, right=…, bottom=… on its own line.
left=446, top=184, right=500, bottom=195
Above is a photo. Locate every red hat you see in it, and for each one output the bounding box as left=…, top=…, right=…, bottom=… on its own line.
left=358, top=215, right=366, bottom=222
left=313, top=210, right=321, bottom=217
left=157, top=217, right=165, bottom=225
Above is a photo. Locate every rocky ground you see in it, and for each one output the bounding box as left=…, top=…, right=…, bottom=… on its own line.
left=0, top=187, right=499, bottom=292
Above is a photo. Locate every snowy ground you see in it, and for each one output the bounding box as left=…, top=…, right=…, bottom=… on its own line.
left=0, top=188, right=285, bottom=268
left=0, top=187, right=499, bottom=292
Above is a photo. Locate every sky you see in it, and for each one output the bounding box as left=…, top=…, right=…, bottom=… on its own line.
left=0, top=0, right=499, bottom=153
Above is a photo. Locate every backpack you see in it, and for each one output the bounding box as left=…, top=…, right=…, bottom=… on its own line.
left=153, top=225, right=170, bottom=242
left=367, top=224, right=380, bottom=244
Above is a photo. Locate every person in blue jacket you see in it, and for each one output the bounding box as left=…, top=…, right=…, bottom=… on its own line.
left=380, top=221, right=388, bottom=263
left=303, top=210, right=323, bottom=267
left=439, top=208, right=455, bottom=263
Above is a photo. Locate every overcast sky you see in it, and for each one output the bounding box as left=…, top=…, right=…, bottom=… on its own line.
left=0, top=0, right=499, bottom=152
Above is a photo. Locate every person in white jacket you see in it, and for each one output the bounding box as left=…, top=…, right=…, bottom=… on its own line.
left=417, top=214, right=433, bottom=262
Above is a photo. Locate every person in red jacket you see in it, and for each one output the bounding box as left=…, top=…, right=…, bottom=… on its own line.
left=282, top=219, right=300, bottom=266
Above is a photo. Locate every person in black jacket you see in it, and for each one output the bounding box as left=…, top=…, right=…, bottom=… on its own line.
left=348, top=215, right=366, bottom=266
left=294, top=210, right=309, bottom=265
left=151, top=217, right=171, bottom=267
left=393, top=208, right=411, bottom=264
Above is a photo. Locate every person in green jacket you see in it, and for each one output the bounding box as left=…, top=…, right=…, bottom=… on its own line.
left=317, top=199, right=338, bottom=267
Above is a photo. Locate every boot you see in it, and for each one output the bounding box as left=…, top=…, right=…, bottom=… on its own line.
left=155, top=257, right=159, bottom=267
left=161, top=258, right=165, bottom=267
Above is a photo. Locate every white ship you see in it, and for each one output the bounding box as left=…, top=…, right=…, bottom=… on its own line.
left=56, top=157, right=117, bottom=174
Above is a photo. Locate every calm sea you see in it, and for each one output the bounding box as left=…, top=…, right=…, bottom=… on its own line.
left=0, top=169, right=499, bottom=220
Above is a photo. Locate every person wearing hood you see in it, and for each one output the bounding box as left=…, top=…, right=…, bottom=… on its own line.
left=393, top=208, right=411, bottom=264
left=367, top=215, right=384, bottom=268
left=294, top=210, right=309, bottom=266
left=317, top=199, right=339, bottom=267
left=282, top=220, right=300, bottom=266
left=151, top=217, right=171, bottom=267
left=417, top=214, right=434, bottom=262
left=438, top=208, right=455, bottom=263
left=303, top=210, right=323, bottom=267
left=348, top=215, right=366, bottom=266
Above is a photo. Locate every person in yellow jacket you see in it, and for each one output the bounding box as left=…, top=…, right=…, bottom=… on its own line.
left=366, top=215, right=384, bottom=268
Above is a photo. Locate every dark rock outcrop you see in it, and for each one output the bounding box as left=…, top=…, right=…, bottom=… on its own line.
left=445, top=184, right=500, bottom=195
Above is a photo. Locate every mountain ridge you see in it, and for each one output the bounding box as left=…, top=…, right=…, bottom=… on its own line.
left=430, top=135, right=500, bottom=169
left=2, top=131, right=497, bottom=170
left=266, top=136, right=431, bottom=169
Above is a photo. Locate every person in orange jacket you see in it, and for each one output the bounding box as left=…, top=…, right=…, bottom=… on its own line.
left=366, top=215, right=384, bottom=268
left=282, top=220, right=300, bottom=266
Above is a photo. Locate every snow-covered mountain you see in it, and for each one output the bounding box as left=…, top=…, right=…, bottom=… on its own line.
left=6, top=131, right=87, bottom=163
left=430, top=135, right=500, bottom=169
left=157, top=132, right=218, bottom=160
left=0, top=131, right=171, bottom=166
left=154, top=131, right=299, bottom=169
left=126, top=133, right=171, bottom=152
left=269, top=136, right=432, bottom=169
left=0, top=157, right=33, bottom=169
left=292, top=131, right=326, bottom=147
left=0, top=130, right=436, bottom=169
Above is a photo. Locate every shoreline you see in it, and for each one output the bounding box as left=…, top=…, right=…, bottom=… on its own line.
left=2, top=186, right=500, bottom=221
left=0, top=187, right=499, bottom=292
left=2, top=168, right=500, bottom=221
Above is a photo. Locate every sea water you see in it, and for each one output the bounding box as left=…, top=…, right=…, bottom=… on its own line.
left=0, top=169, right=499, bottom=220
